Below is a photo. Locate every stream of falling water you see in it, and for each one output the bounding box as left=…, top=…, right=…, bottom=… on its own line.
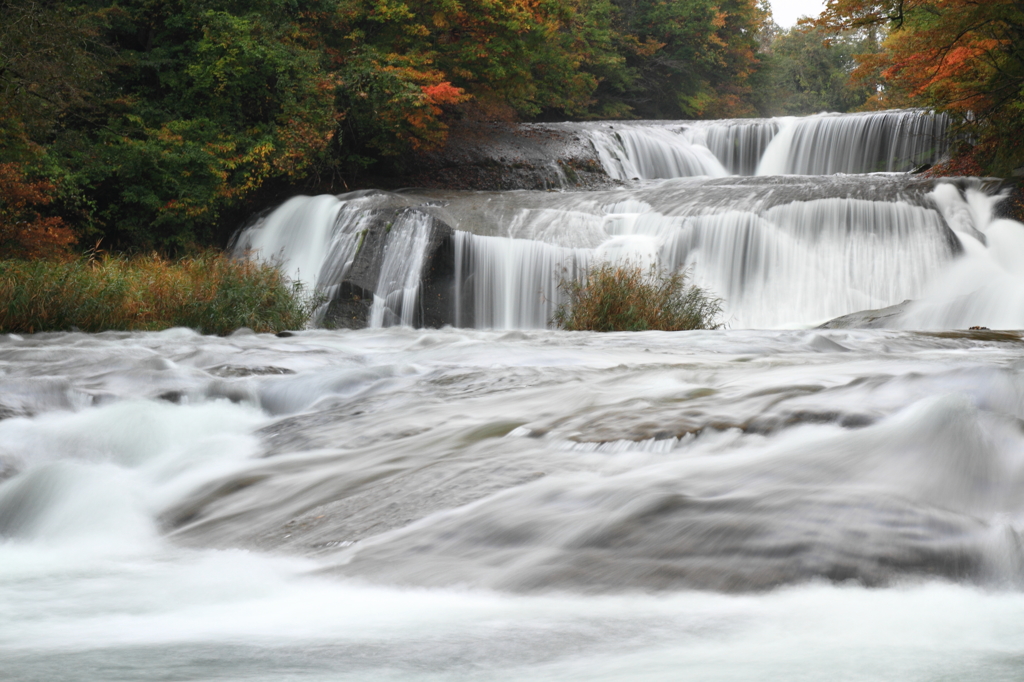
left=5, top=110, right=1024, bottom=680
left=236, top=110, right=1009, bottom=330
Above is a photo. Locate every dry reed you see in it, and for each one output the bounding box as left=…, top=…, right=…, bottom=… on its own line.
left=552, top=262, right=723, bottom=332
left=0, top=252, right=316, bottom=335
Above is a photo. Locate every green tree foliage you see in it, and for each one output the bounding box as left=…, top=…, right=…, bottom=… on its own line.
left=0, top=1, right=106, bottom=148
left=59, top=0, right=344, bottom=249
left=600, top=0, right=767, bottom=118
left=2, top=0, right=768, bottom=252
left=755, top=24, right=877, bottom=116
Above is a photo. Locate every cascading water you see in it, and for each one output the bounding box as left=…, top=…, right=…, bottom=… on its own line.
left=453, top=231, right=593, bottom=329
left=234, top=109, right=979, bottom=331
left=691, top=118, right=781, bottom=175
left=367, top=211, right=435, bottom=327
left=238, top=175, right=996, bottom=329
left=756, top=110, right=950, bottom=175
left=567, top=108, right=946, bottom=180
left=435, top=179, right=960, bottom=329
left=583, top=123, right=730, bottom=180
left=8, top=109, right=1024, bottom=681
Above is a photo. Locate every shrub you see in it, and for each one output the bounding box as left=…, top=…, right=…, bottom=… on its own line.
left=552, top=262, right=723, bottom=332
left=0, top=252, right=317, bottom=335
left=0, top=162, right=77, bottom=260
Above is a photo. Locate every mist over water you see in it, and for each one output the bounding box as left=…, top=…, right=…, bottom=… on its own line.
left=5, top=327, right=1024, bottom=680
left=6, top=110, right=1024, bottom=679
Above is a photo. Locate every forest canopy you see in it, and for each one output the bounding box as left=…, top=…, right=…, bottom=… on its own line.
left=1, top=0, right=1020, bottom=255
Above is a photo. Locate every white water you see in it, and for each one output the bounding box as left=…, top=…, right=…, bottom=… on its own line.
left=7, top=109, right=1024, bottom=680
left=584, top=123, right=730, bottom=180
left=368, top=211, right=435, bottom=327
left=239, top=194, right=343, bottom=288
left=756, top=110, right=949, bottom=176
left=234, top=110, right=994, bottom=331
left=577, top=109, right=947, bottom=179
left=454, top=231, right=593, bottom=329
left=692, top=118, right=780, bottom=175
left=239, top=174, right=1016, bottom=329
left=5, top=327, right=1024, bottom=680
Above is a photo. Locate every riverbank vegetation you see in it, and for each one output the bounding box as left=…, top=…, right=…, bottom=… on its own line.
left=816, top=0, right=1024, bottom=178
left=0, top=253, right=316, bottom=335
left=1, top=0, right=1020, bottom=260
left=553, top=264, right=723, bottom=332
left=0, top=0, right=769, bottom=255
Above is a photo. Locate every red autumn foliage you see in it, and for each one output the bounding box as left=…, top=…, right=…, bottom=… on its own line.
left=0, top=163, right=77, bottom=260
left=923, top=145, right=985, bottom=178
left=817, top=0, right=1024, bottom=175
left=421, top=82, right=469, bottom=109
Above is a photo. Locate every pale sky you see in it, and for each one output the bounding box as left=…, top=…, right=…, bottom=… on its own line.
left=770, top=0, right=828, bottom=28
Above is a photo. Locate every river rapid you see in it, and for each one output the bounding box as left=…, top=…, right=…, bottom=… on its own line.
left=5, top=109, right=1024, bottom=679
left=4, top=326, right=1024, bottom=680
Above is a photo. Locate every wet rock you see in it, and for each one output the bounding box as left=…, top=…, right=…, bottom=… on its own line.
left=399, top=121, right=617, bottom=191
left=320, top=209, right=456, bottom=330
left=918, top=329, right=1024, bottom=343
left=807, top=334, right=852, bottom=352
left=817, top=300, right=913, bottom=329
left=323, top=282, right=373, bottom=330
left=208, top=365, right=297, bottom=378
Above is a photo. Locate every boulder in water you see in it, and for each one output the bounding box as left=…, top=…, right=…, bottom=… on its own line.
left=817, top=300, right=913, bottom=329
left=320, top=209, right=456, bottom=329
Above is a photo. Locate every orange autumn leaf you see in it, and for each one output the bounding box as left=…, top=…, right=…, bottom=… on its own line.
left=0, top=163, right=77, bottom=260
left=421, top=82, right=470, bottom=107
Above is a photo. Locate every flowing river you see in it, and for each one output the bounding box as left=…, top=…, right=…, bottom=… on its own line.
left=5, top=110, right=1024, bottom=680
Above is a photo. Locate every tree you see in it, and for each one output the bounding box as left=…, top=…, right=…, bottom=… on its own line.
left=599, top=0, right=767, bottom=118
left=0, top=0, right=780, bottom=254
left=0, top=163, right=76, bottom=259
left=755, top=24, right=877, bottom=116
left=816, top=0, right=1024, bottom=176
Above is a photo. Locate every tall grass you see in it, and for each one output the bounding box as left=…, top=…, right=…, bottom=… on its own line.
left=0, top=252, right=317, bottom=335
left=552, top=262, right=723, bottom=332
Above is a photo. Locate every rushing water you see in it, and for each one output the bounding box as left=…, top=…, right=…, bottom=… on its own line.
left=242, top=180, right=1009, bottom=330
left=4, top=327, right=1024, bottom=680
left=235, top=109, right=1004, bottom=330
left=5, top=110, right=1024, bottom=679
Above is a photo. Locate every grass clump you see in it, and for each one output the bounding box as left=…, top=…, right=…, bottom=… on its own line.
left=552, top=262, right=723, bottom=332
left=0, top=252, right=317, bottom=335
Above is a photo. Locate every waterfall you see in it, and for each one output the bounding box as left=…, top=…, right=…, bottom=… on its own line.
left=575, top=109, right=946, bottom=180
left=236, top=109, right=1024, bottom=331
left=902, top=184, right=1024, bottom=329
left=13, top=109, right=1024, bottom=682
left=453, top=232, right=592, bottom=329
left=756, top=110, right=949, bottom=175
left=583, top=124, right=730, bottom=180
left=238, top=194, right=343, bottom=288
left=368, top=211, right=435, bottom=327
left=446, top=182, right=958, bottom=328
left=237, top=193, right=386, bottom=292
left=691, top=119, right=781, bottom=175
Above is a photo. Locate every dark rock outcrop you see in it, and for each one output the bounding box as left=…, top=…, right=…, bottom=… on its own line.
left=323, top=283, right=374, bottom=330
left=401, top=121, right=616, bottom=191
left=320, top=208, right=457, bottom=330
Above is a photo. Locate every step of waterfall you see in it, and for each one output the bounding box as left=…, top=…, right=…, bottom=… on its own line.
left=235, top=110, right=1021, bottom=330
